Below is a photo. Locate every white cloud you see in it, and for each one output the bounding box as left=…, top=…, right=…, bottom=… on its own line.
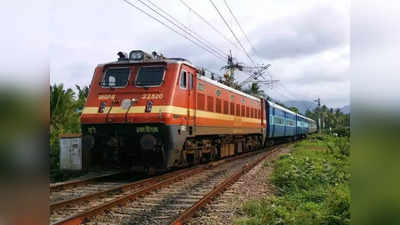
left=49, top=0, right=350, bottom=107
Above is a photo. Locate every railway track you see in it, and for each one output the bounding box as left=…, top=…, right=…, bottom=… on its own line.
left=50, top=146, right=281, bottom=225
left=50, top=171, right=123, bottom=193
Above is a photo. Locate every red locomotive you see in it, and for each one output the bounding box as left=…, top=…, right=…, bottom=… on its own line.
left=81, top=50, right=265, bottom=173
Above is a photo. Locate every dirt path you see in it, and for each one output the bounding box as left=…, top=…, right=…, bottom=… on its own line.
left=186, top=146, right=292, bottom=225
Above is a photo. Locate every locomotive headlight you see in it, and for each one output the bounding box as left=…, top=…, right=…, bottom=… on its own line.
left=145, top=101, right=153, bottom=112
left=129, top=50, right=144, bottom=61
left=121, top=98, right=131, bottom=110
left=98, top=102, right=106, bottom=113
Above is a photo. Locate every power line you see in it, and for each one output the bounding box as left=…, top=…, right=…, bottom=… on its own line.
left=223, top=0, right=259, bottom=60
left=121, top=0, right=226, bottom=62
left=279, top=82, right=312, bottom=102
left=145, top=0, right=228, bottom=58
left=275, top=83, right=313, bottom=114
left=178, top=0, right=240, bottom=51
left=208, top=0, right=257, bottom=66
left=134, top=0, right=227, bottom=59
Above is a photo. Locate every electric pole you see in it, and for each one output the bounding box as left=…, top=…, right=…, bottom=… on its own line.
left=314, top=97, right=321, bottom=133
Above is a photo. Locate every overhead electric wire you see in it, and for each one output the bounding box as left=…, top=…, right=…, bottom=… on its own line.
left=223, top=0, right=259, bottom=59
left=178, top=0, right=240, bottom=51
left=134, top=0, right=227, bottom=59
left=275, top=83, right=313, bottom=114
left=121, top=0, right=226, bottom=62
left=209, top=0, right=257, bottom=66
left=145, top=0, right=228, bottom=58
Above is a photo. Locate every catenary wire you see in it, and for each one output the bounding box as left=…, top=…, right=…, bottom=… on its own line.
left=135, top=0, right=227, bottom=59
left=209, top=0, right=257, bottom=66
left=223, top=0, right=260, bottom=61
left=146, top=0, right=228, bottom=58
left=121, top=0, right=226, bottom=62
left=178, top=0, right=240, bottom=51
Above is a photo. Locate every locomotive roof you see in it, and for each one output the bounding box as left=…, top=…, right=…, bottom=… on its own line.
left=99, top=58, right=195, bottom=67
left=197, top=75, right=261, bottom=102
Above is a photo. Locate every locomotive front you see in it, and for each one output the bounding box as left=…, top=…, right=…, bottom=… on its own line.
left=81, top=50, right=180, bottom=173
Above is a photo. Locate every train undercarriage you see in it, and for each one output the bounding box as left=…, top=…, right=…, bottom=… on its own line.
left=81, top=123, right=263, bottom=174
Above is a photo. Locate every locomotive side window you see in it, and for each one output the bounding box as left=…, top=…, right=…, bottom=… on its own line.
left=136, top=66, right=165, bottom=87
left=230, top=102, right=235, bottom=115
left=180, top=71, right=187, bottom=89
left=101, top=67, right=130, bottom=87
left=236, top=104, right=240, bottom=116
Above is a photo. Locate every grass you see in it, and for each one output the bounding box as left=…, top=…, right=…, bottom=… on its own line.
left=235, top=134, right=350, bottom=225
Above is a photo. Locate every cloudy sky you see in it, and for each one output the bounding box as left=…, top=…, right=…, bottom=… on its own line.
left=50, top=0, right=349, bottom=108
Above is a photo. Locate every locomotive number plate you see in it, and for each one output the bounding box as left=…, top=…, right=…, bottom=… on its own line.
left=141, top=93, right=164, bottom=100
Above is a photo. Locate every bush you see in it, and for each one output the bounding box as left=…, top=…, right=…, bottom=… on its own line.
left=332, top=127, right=350, bottom=137
left=327, top=137, right=350, bottom=157
left=235, top=137, right=350, bottom=225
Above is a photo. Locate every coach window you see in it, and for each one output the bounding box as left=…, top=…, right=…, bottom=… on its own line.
left=180, top=71, right=187, bottom=89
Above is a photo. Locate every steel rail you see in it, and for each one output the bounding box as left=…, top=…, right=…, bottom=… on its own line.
left=50, top=171, right=123, bottom=192
left=170, top=146, right=282, bottom=225
left=51, top=149, right=265, bottom=225
left=50, top=164, right=207, bottom=210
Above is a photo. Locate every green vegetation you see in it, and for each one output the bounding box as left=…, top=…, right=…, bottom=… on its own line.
left=235, top=135, right=350, bottom=225
left=50, top=84, right=88, bottom=182
left=306, top=106, right=350, bottom=134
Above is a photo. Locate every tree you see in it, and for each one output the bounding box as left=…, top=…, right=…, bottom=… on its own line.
left=289, top=106, right=299, bottom=113
left=243, top=83, right=266, bottom=98
left=75, top=85, right=89, bottom=113
left=50, top=84, right=79, bottom=132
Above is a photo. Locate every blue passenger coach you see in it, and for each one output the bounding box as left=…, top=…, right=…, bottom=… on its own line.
left=264, top=100, right=316, bottom=145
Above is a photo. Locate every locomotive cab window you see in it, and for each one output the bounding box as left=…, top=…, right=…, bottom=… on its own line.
left=136, top=66, right=165, bottom=87
left=101, top=67, right=130, bottom=87
left=180, top=71, right=187, bottom=89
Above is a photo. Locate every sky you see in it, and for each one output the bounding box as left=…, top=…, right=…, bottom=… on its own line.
left=49, top=0, right=350, bottom=108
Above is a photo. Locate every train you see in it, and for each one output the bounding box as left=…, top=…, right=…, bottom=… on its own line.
left=79, top=50, right=317, bottom=173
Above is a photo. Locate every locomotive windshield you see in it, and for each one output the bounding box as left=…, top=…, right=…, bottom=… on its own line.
left=101, top=67, right=130, bottom=87
left=136, top=66, right=165, bottom=87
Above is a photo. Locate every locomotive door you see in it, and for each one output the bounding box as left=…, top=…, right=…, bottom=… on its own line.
left=181, top=65, right=196, bottom=135
left=187, top=71, right=196, bottom=135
